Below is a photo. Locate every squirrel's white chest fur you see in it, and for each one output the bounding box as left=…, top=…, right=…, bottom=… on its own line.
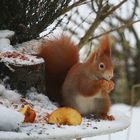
left=75, top=92, right=103, bottom=115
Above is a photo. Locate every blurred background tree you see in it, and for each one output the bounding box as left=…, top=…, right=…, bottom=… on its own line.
left=0, top=0, right=71, bottom=43
left=1, top=0, right=140, bottom=105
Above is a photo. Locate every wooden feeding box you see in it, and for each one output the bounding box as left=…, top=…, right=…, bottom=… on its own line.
left=0, top=51, right=46, bottom=95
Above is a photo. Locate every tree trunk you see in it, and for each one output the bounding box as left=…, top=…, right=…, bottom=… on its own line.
left=0, top=52, right=46, bottom=95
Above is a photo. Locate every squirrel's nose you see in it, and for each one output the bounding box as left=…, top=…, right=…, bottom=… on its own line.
left=108, top=74, right=113, bottom=80
left=104, top=72, right=113, bottom=80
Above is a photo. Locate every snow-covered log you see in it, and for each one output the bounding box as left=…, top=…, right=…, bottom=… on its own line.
left=0, top=51, right=46, bottom=95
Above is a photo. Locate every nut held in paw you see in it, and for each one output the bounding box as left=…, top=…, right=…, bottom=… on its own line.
left=48, top=107, right=82, bottom=126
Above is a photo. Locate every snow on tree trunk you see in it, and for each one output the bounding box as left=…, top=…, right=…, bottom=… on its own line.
left=0, top=51, right=46, bottom=95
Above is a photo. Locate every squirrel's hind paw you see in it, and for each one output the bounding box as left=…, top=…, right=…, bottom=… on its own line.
left=100, top=113, right=115, bottom=121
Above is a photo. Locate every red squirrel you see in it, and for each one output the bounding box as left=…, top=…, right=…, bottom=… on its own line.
left=38, top=35, right=115, bottom=120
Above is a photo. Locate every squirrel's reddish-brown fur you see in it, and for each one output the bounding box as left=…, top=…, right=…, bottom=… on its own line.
left=39, top=36, right=79, bottom=103
left=39, top=35, right=115, bottom=120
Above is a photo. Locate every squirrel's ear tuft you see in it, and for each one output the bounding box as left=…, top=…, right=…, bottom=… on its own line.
left=99, top=35, right=111, bottom=56
left=87, top=52, right=97, bottom=63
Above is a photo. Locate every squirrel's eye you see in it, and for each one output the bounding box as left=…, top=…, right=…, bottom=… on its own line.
left=99, top=63, right=105, bottom=70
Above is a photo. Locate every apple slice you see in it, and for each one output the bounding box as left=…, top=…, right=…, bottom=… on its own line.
left=19, top=105, right=36, bottom=123
left=48, top=107, right=82, bottom=126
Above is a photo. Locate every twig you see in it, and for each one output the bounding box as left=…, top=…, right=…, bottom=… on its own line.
left=84, top=41, right=93, bottom=61
left=62, top=0, right=89, bottom=15
left=78, top=0, right=127, bottom=48
left=115, top=0, right=138, bottom=22
left=88, top=19, right=140, bottom=41
left=73, top=11, right=93, bottom=33
left=78, top=15, right=101, bottom=49
left=104, top=0, right=127, bottom=18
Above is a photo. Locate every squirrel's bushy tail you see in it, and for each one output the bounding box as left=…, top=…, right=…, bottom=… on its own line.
left=39, top=36, right=79, bottom=104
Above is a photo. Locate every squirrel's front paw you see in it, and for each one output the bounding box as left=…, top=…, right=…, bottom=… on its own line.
left=101, top=80, right=115, bottom=93
left=108, top=80, right=115, bottom=92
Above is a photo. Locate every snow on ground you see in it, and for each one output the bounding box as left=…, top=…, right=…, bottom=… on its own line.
left=0, top=83, right=57, bottom=113
left=0, top=38, right=15, bottom=52
left=0, top=106, right=130, bottom=140
left=0, top=30, right=15, bottom=52
left=84, top=104, right=140, bottom=140
left=0, top=84, right=21, bottom=104
left=0, top=83, right=57, bottom=132
left=0, top=30, right=15, bottom=38
left=0, top=83, right=24, bottom=132
left=0, top=105, right=24, bottom=131
left=0, top=83, right=131, bottom=139
left=16, top=39, right=42, bottom=55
